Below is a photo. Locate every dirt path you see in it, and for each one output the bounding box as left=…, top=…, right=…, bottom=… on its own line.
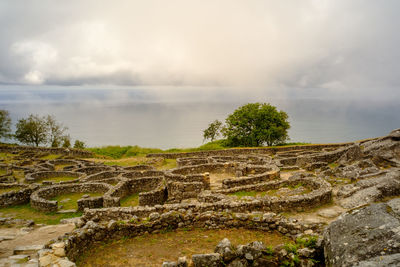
left=209, top=172, right=234, bottom=190
left=0, top=223, right=75, bottom=258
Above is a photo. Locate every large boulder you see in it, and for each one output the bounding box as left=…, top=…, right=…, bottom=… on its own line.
left=361, top=129, right=400, bottom=167
left=192, top=253, right=222, bottom=267
left=324, top=198, right=400, bottom=266
left=337, top=169, right=400, bottom=209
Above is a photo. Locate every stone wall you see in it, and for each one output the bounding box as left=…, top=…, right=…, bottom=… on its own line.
left=62, top=210, right=323, bottom=263
left=170, top=163, right=236, bottom=176
left=122, top=170, right=165, bottom=179
left=139, top=186, right=168, bottom=206
left=75, top=166, right=114, bottom=175
left=167, top=181, right=204, bottom=201
left=82, top=176, right=332, bottom=221
left=83, top=171, right=124, bottom=182
left=103, top=176, right=164, bottom=207
left=0, top=164, right=12, bottom=182
left=25, top=171, right=84, bottom=183
left=0, top=184, right=38, bottom=207
left=123, top=165, right=155, bottom=171
left=77, top=197, right=104, bottom=211
left=222, top=166, right=280, bottom=189
left=30, top=183, right=113, bottom=212
left=176, top=157, right=210, bottom=167
left=147, top=143, right=352, bottom=159
left=0, top=145, right=93, bottom=157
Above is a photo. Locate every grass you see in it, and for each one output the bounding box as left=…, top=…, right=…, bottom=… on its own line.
left=229, top=184, right=311, bottom=199
left=40, top=154, right=62, bottom=160
left=102, top=157, right=148, bottom=167
left=0, top=169, right=6, bottom=175
left=0, top=203, right=83, bottom=225
left=54, top=164, right=73, bottom=171
left=87, top=140, right=311, bottom=160
left=52, top=192, right=103, bottom=210
left=156, top=159, right=177, bottom=170
left=328, top=162, right=338, bottom=169
left=41, top=175, right=78, bottom=183
left=228, top=191, right=267, bottom=198
left=120, top=193, right=139, bottom=207
left=76, top=228, right=291, bottom=267
left=87, top=146, right=164, bottom=159
left=0, top=187, right=21, bottom=194
left=16, top=258, right=29, bottom=264
left=0, top=152, right=18, bottom=164
left=87, top=157, right=177, bottom=170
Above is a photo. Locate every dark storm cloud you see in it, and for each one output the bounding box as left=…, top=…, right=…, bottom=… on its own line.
left=0, top=0, right=399, bottom=100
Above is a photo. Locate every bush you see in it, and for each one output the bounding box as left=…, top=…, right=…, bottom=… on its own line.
left=74, top=140, right=86, bottom=149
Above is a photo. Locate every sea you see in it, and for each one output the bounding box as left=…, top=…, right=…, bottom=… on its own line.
left=0, top=87, right=399, bottom=149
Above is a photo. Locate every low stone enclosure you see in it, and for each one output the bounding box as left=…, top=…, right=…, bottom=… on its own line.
left=1, top=129, right=400, bottom=266
left=0, top=183, right=38, bottom=207
left=55, top=210, right=324, bottom=266
left=25, top=171, right=85, bottom=184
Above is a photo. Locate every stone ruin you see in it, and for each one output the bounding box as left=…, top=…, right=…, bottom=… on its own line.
left=0, top=129, right=399, bottom=266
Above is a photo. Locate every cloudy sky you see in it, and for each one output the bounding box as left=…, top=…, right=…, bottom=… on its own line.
left=0, top=0, right=399, bottom=100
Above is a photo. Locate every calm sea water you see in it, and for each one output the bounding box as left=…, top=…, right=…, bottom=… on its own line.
left=0, top=88, right=399, bottom=149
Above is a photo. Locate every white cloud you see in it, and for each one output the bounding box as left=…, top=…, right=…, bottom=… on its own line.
left=0, top=0, right=399, bottom=101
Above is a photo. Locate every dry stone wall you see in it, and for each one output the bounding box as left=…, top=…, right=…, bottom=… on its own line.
left=30, top=183, right=113, bottom=212
left=147, top=143, right=352, bottom=159
left=0, top=145, right=93, bottom=157
left=0, top=184, right=38, bottom=207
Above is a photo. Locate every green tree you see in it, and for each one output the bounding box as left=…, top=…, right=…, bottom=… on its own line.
left=203, top=120, right=223, bottom=142
left=73, top=140, right=86, bottom=149
left=46, top=115, right=68, bottom=147
left=14, top=114, right=48, bottom=146
left=222, top=103, right=290, bottom=147
left=0, top=110, right=12, bottom=140
left=61, top=135, right=71, bottom=148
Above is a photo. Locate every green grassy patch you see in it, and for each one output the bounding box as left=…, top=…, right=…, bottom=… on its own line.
left=0, top=169, right=6, bottom=175
left=54, top=164, right=72, bottom=171
left=40, top=154, right=62, bottom=160
left=0, top=203, right=83, bottom=225
left=228, top=191, right=267, bottom=198
left=52, top=192, right=103, bottom=210
left=328, top=162, right=338, bottom=169
left=88, top=146, right=163, bottom=159
left=16, top=257, right=29, bottom=264
left=287, top=183, right=305, bottom=189
left=157, top=159, right=177, bottom=170
left=120, top=193, right=139, bottom=207
left=0, top=152, right=18, bottom=164
left=87, top=140, right=313, bottom=160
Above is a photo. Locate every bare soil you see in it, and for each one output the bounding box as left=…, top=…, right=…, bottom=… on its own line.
left=209, top=172, right=235, bottom=190
left=77, top=228, right=291, bottom=267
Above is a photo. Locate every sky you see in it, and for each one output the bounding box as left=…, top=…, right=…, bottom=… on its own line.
left=0, top=0, right=399, bottom=101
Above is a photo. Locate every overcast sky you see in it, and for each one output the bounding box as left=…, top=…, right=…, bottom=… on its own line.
left=0, top=0, right=399, bottom=101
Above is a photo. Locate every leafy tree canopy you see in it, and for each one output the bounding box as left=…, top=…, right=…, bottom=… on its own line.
left=203, top=120, right=223, bottom=142
left=202, top=103, right=290, bottom=147
left=14, top=114, right=48, bottom=147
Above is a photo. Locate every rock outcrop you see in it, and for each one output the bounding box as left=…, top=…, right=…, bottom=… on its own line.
left=324, top=198, right=400, bottom=267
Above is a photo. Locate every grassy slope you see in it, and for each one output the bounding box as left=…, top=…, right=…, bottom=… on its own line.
left=87, top=140, right=310, bottom=160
